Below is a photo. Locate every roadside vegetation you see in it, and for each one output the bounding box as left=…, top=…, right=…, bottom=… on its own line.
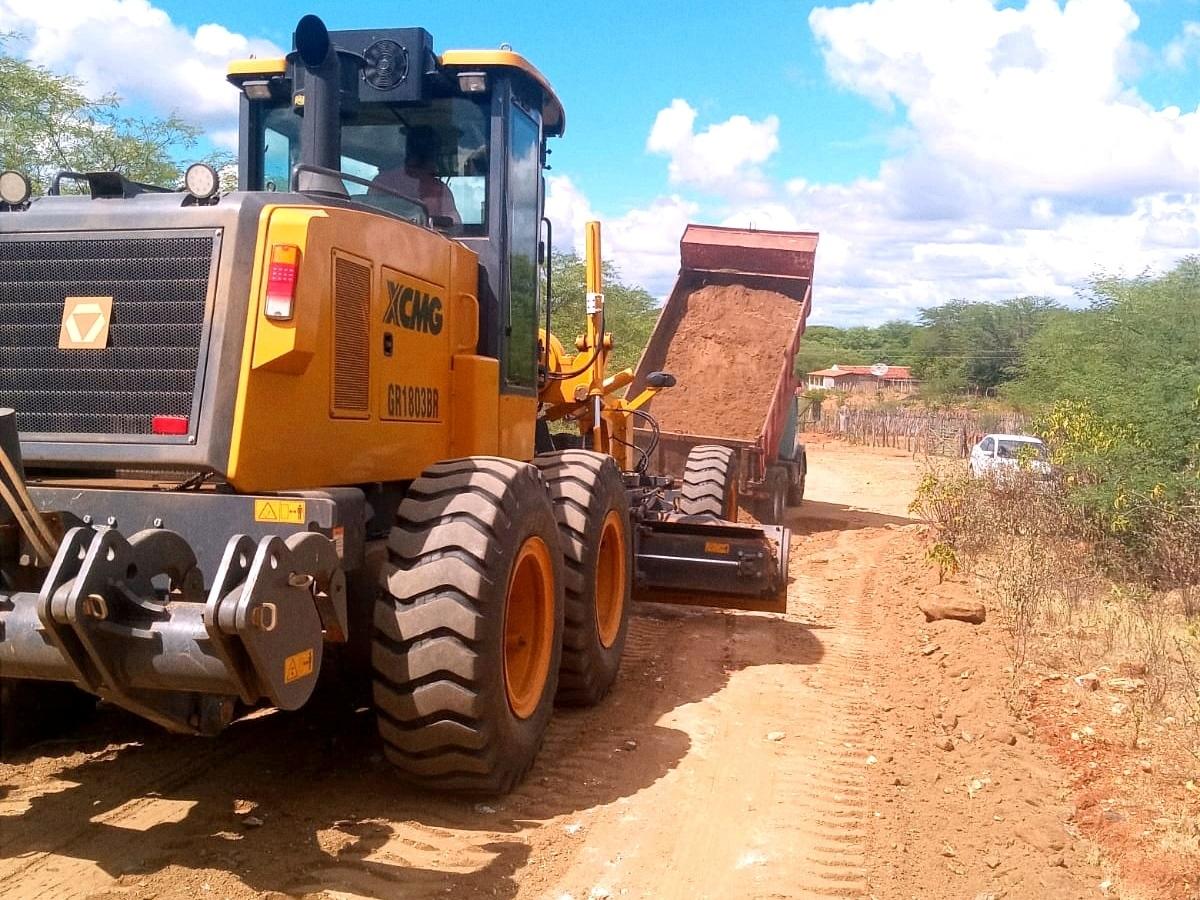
left=909, top=262, right=1200, bottom=801
left=795, top=296, right=1063, bottom=399
left=0, top=34, right=230, bottom=192
left=548, top=251, right=660, bottom=374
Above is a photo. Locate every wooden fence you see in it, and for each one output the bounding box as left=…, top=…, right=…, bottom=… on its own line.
left=804, top=405, right=1029, bottom=458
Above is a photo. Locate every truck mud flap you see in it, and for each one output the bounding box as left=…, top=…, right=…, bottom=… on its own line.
left=633, top=516, right=790, bottom=613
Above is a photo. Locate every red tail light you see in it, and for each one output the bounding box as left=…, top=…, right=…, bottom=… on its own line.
left=152, top=415, right=189, bottom=435
left=265, top=244, right=300, bottom=320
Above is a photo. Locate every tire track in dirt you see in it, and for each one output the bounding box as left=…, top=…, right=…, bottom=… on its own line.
left=524, top=519, right=894, bottom=900
left=0, top=710, right=326, bottom=900
left=0, top=442, right=944, bottom=900
left=284, top=613, right=697, bottom=900
left=0, top=729, right=264, bottom=899
left=774, top=527, right=882, bottom=900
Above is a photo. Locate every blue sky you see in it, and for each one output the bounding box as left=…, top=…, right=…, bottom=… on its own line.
left=4, top=0, right=1200, bottom=324
left=127, top=0, right=896, bottom=210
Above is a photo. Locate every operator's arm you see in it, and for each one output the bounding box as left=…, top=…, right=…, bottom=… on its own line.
left=433, top=180, right=462, bottom=227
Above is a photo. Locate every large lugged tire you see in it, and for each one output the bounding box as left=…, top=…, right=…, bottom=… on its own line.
left=372, top=457, right=564, bottom=794
left=533, top=450, right=632, bottom=707
left=679, top=445, right=740, bottom=519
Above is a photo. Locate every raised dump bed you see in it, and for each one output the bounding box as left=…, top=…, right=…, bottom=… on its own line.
left=630, top=224, right=818, bottom=524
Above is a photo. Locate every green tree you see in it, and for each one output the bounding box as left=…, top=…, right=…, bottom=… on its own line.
left=910, top=296, right=1060, bottom=395
left=546, top=251, right=659, bottom=374
left=1009, top=260, right=1200, bottom=526
left=793, top=320, right=920, bottom=378
left=0, top=34, right=222, bottom=193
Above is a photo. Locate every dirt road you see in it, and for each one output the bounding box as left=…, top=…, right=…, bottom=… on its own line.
left=0, top=442, right=1108, bottom=899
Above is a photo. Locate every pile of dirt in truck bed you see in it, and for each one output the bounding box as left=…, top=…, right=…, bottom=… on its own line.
left=647, top=282, right=803, bottom=441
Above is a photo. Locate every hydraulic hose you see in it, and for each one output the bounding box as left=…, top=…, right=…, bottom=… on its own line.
left=0, top=443, right=58, bottom=562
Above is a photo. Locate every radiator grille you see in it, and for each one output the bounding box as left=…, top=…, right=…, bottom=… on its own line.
left=0, top=234, right=215, bottom=436
left=332, top=255, right=371, bottom=415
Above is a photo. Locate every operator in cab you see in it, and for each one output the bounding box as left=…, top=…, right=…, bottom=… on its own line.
left=370, top=125, right=462, bottom=226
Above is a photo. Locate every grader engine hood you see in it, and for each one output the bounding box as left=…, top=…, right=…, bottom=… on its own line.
left=0, top=191, right=274, bottom=474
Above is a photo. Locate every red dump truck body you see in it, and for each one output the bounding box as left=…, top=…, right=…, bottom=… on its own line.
left=630, top=224, right=818, bottom=486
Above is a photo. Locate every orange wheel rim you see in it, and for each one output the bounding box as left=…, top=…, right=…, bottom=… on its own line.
left=503, top=536, right=555, bottom=719
left=595, top=510, right=627, bottom=649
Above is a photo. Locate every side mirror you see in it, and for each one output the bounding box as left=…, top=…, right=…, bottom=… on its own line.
left=647, top=371, right=676, bottom=389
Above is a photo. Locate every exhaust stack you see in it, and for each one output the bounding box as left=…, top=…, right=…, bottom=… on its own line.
left=290, top=15, right=361, bottom=192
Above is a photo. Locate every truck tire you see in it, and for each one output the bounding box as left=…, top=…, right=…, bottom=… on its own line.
left=679, top=445, right=739, bottom=520
left=533, top=450, right=632, bottom=707
left=373, top=457, right=564, bottom=794
left=760, top=465, right=789, bottom=525
left=787, top=444, right=807, bottom=506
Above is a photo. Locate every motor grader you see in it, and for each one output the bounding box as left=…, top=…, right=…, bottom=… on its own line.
left=0, top=15, right=802, bottom=793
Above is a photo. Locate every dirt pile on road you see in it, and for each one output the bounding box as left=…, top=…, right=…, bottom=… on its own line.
left=647, top=283, right=803, bottom=441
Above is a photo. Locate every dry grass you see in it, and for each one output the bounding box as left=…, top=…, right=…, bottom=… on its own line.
left=909, top=464, right=1200, bottom=768
left=911, top=462, right=1200, bottom=894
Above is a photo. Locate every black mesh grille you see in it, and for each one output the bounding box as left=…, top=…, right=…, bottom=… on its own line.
left=0, top=234, right=214, bottom=436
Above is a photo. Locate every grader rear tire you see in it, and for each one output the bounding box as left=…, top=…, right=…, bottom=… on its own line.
left=533, top=450, right=632, bottom=707
left=679, top=445, right=740, bottom=519
left=372, top=457, right=564, bottom=794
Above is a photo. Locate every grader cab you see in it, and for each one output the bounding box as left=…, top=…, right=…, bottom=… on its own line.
left=0, top=15, right=799, bottom=793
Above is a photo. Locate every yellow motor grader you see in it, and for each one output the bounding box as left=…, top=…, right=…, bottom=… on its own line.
left=0, top=15, right=808, bottom=792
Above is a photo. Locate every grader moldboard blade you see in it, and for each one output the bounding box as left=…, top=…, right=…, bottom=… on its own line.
left=633, top=514, right=790, bottom=613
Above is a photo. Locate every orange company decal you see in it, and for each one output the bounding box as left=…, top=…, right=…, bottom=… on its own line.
left=59, top=296, right=113, bottom=349
left=704, top=541, right=731, bottom=555
left=283, top=648, right=315, bottom=684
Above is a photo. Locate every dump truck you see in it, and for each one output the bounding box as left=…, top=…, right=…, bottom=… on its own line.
left=629, top=225, right=817, bottom=527
left=0, top=15, right=797, bottom=793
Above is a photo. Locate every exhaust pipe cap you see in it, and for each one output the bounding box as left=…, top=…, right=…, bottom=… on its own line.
left=295, top=14, right=331, bottom=68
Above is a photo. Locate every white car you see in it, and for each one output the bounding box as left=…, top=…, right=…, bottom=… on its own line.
left=969, top=433, right=1052, bottom=480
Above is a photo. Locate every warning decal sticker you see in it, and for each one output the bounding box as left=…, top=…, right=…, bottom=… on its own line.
left=254, top=498, right=306, bottom=524
left=284, top=648, right=315, bottom=684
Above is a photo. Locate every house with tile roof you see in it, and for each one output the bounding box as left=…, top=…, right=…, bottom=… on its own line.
left=805, top=364, right=920, bottom=394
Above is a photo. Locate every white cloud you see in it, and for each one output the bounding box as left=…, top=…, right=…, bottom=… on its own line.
left=647, top=99, right=780, bottom=197
left=595, top=0, right=1200, bottom=325
left=778, top=176, right=1200, bottom=326
left=544, top=175, right=596, bottom=259
left=1164, top=21, right=1200, bottom=69
left=809, top=0, right=1200, bottom=204
left=624, top=0, right=1200, bottom=326
left=546, top=175, right=698, bottom=297
left=0, top=0, right=280, bottom=131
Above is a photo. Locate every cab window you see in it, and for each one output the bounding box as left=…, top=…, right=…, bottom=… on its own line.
left=253, top=96, right=489, bottom=235
left=504, top=106, right=540, bottom=388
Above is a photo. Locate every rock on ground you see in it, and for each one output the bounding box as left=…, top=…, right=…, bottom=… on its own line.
left=918, top=595, right=987, bottom=624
